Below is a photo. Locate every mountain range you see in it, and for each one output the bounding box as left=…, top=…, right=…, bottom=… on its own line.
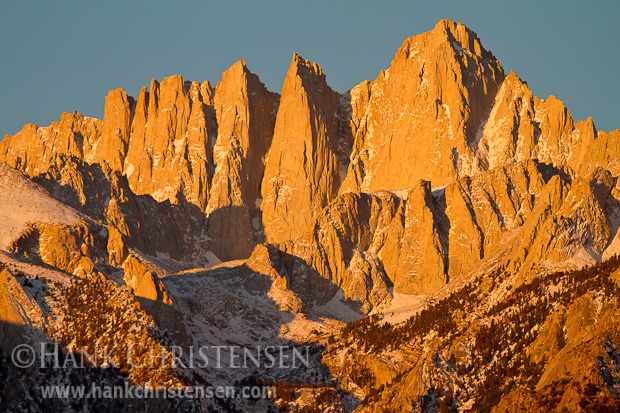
left=1, top=19, right=619, bottom=412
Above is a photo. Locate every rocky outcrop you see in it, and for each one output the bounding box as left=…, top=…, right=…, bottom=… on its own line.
left=475, top=71, right=572, bottom=170
left=474, top=70, right=620, bottom=181
left=302, top=192, right=400, bottom=311
left=382, top=181, right=447, bottom=294
left=253, top=158, right=620, bottom=310
left=441, top=160, right=549, bottom=278
left=575, top=128, right=620, bottom=177
left=1, top=66, right=281, bottom=263
left=261, top=53, right=343, bottom=244
left=0, top=111, right=101, bottom=176
left=244, top=244, right=304, bottom=312
left=1, top=164, right=174, bottom=310
left=30, top=155, right=207, bottom=265
left=121, top=253, right=170, bottom=305
left=0, top=269, right=45, bottom=352
left=37, top=223, right=95, bottom=276
left=206, top=61, right=279, bottom=260
left=123, top=75, right=216, bottom=209
left=507, top=168, right=615, bottom=274
left=88, top=88, right=134, bottom=171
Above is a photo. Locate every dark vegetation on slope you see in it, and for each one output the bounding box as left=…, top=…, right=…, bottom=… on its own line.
left=332, top=256, right=620, bottom=412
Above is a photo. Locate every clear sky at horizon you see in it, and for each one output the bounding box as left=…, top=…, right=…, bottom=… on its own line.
left=1, top=1, right=618, bottom=137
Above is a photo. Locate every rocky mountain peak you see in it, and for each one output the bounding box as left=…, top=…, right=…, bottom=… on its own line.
left=260, top=52, right=341, bottom=244
left=290, top=51, right=324, bottom=78
left=91, top=87, right=134, bottom=171
left=436, top=19, right=491, bottom=56
left=340, top=19, right=504, bottom=195
left=206, top=59, right=279, bottom=260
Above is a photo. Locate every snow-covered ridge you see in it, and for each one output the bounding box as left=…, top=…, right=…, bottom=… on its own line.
left=0, top=164, right=82, bottom=250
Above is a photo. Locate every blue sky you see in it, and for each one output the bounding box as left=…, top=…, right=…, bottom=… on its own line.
left=1, top=1, right=618, bottom=136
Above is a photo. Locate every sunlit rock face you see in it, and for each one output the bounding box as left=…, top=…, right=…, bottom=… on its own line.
left=261, top=52, right=343, bottom=245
